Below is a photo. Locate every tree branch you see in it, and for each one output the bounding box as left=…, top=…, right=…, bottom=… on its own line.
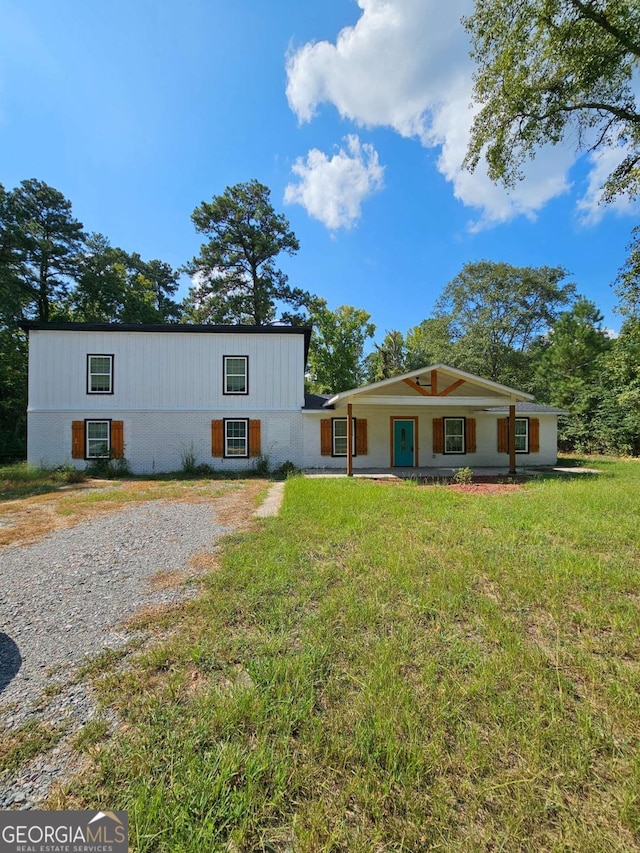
left=522, top=99, right=640, bottom=126
left=568, top=0, right=640, bottom=59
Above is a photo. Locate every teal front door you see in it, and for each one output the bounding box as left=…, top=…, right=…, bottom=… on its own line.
left=393, top=419, right=415, bottom=466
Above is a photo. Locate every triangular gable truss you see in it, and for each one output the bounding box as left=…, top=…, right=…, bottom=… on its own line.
left=325, top=364, right=533, bottom=407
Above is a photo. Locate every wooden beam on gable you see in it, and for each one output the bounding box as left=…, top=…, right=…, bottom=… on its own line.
left=403, top=378, right=431, bottom=396
left=438, top=378, right=465, bottom=396
left=403, top=374, right=466, bottom=397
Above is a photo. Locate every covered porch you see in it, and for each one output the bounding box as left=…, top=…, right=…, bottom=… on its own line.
left=315, top=365, right=538, bottom=477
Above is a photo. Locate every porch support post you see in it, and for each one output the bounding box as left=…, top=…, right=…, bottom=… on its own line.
left=508, top=403, right=517, bottom=476
left=346, top=401, right=354, bottom=477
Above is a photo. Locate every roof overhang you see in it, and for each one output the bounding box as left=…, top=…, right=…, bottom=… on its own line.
left=21, top=321, right=313, bottom=363
left=325, top=364, right=534, bottom=408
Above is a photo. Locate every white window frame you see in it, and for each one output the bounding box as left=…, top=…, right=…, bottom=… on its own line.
left=223, top=356, right=248, bottom=395
left=86, top=420, right=111, bottom=459
left=332, top=418, right=356, bottom=457
left=87, top=354, right=113, bottom=394
left=224, top=418, right=249, bottom=458
left=515, top=418, right=529, bottom=453
left=444, top=417, right=465, bottom=454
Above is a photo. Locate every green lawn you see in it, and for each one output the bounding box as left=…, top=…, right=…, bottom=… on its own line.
left=68, top=460, right=640, bottom=851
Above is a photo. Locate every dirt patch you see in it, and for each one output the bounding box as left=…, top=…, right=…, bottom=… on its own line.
left=448, top=482, right=524, bottom=494
left=0, top=479, right=265, bottom=548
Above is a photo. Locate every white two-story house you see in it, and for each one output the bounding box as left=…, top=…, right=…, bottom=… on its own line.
left=23, top=322, right=564, bottom=474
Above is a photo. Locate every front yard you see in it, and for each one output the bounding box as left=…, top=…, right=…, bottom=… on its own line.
left=4, top=460, right=640, bottom=850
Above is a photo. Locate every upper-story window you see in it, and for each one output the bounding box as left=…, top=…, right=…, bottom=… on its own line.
left=87, top=354, right=114, bottom=394
left=223, top=356, right=248, bottom=395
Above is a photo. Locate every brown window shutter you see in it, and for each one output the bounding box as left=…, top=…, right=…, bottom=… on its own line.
left=211, top=419, right=224, bottom=457
left=320, top=419, right=332, bottom=455
left=497, top=418, right=509, bottom=453
left=249, top=419, right=261, bottom=457
left=432, top=418, right=444, bottom=454
left=355, top=418, right=367, bottom=456
left=111, top=421, right=124, bottom=458
left=465, top=418, right=476, bottom=453
left=71, top=421, right=85, bottom=459
left=529, top=418, right=540, bottom=453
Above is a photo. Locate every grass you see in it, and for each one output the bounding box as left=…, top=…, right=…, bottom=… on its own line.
left=0, top=720, right=66, bottom=773
left=0, top=468, right=258, bottom=547
left=0, top=460, right=273, bottom=504
left=41, top=459, right=640, bottom=849
left=0, top=461, right=86, bottom=501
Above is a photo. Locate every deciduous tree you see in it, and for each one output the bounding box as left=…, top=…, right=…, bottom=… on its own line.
left=365, top=330, right=406, bottom=382
left=433, top=261, right=575, bottom=387
left=307, top=301, right=375, bottom=393
left=464, top=0, right=640, bottom=203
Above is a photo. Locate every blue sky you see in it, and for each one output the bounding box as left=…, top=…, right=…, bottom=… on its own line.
left=1, top=0, right=637, bottom=338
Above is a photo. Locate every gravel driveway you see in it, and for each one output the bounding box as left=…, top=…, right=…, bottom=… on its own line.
left=0, top=485, right=259, bottom=808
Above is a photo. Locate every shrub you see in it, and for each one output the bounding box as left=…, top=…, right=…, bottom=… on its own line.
left=180, top=444, right=198, bottom=476
left=274, top=460, right=301, bottom=479
left=451, top=466, right=473, bottom=485
left=86, top=456, right=132, bottom=479
left=252, top=456, right=271, bottom=476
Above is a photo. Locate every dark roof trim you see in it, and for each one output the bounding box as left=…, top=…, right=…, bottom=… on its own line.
left=21, top=321, right=312, bottom=361
left=303, top=392, right=334, bottom=410
left=480, top=403, right=569, bottom=415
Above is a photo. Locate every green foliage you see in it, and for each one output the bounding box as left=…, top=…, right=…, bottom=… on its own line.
left=71, top=234, right=180, bottom=323
left=615, top=224, right=640, bottom=321
left=404, top=317, right=455, bottom=370
left=183, top=180, right=313, bottom=325
left=434, top=260, right=575, bottom=388
left=464, top=0, right=640, bottom=203
left=0, top=327, right=27, bottom=459
left=451, top=466, right=474, bottom=484
left=364, top=329, right=406, bottom=382
left=180, top=444, right=198, bottom=476
left=307, top=300, right=376, bottom=393
left=534, top=297, right=613, bottom=445
left=85, top=456, right=132, bottom=479
left=252, top=455, right=271, bottom=477
left=1, top=178, right=85, bottom=323
left=273, top=460, right=301, bottom=479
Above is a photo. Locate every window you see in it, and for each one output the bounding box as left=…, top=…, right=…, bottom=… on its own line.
left=444, top=417, right=465, bottom=454
left=86, top=420, right=110, bottom=458
left=224, top=419, right=248, bottom=457
left=87, top=354, right=113, bottom=394
left=224, top=356, right=248, bottom=394
left=515, top=418, right=529, bottom=453
left=332, top=418, right=356, bottom=456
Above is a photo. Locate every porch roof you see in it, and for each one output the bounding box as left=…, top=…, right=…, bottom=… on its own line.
left=325, top=364, right=534, bottom=409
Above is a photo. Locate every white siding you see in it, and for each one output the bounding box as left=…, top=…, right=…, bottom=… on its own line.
left=28, top=330, right=305, bottom=412
left=302, top=407, right=559, bottom=470
left=28, top=410, right=306, bottom=474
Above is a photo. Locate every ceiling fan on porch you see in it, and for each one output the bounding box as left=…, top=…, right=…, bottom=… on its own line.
left=413, top=376, right=432, bottom=387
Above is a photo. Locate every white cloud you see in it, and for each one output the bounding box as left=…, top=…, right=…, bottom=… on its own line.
left=576, top=145, right=640, bottom=225
left=285, top=135, right=384, bottom=230
left=285, top=0, right=615, bottom=228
